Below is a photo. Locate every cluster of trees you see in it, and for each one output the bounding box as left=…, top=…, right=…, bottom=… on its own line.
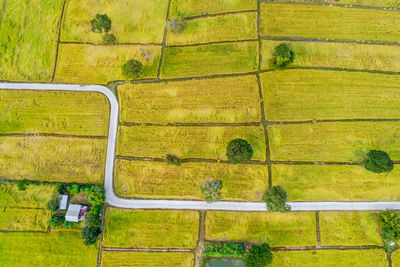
left=379, top=210, right=400, bottom=252
left=90, top=14, right=116, bottom=44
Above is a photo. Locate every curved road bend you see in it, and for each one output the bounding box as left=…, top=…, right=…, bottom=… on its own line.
left=1, top=82, right=400, bottom=212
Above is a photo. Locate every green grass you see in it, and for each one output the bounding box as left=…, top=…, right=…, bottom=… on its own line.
left=118, top=75, right=261, bottom=124
left=260, top=4, right=400, bottom=42
left=261, top=40, right=400, bottom=72
left=268, top=121, right=400, bottom=162
left=272, top=164, right=400, bottom=201
left=270, top=250, right=388, bottom=267
left=55, top=44, right=161, bottom=84
left=114, top=160, right=268, bottom=201
left=161, top=41, right=258, bottom=78
left=260, top=69, right=400, bottom=121
left=61, top=0, right=169, bottom=44
left=0, top=231, right=98, bottom=266
left=117, top=125, right=266, bottom=161
left=101, top=251, right=194, bottom=267
left=205, top=211, right=316, bottom=246
left=0, top=136, right=106, bottom=183
left=0, top=184, right=57, bottom=208
left=0, top=0, right=64, bottom=82
left=166, top=12, right=257, bottom=45
left=0, top=90, right=109, bottom=135
left=103, top=208, right=199, bottom=248
left=265, top=0, right=400, bottom=8
left=0, top=207, right=50, bottom=231
left=170, top=0, right=257, bottom=17
left=319, top=212, right=382, bottom=246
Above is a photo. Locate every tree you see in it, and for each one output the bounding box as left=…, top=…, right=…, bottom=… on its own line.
left=122, top=59, right=144, bottom=79
left=81, top=225, right=102, bottom=246
left=364, top=150, right=394, bottom=173
left=165, top=154, right=182, bottom=166
left=379, top=210, right=400, bottom=243
left=46, top=198, right=59, bottom=212
left=262, top=186, right=290, bottom=212
left=90, top=14, right=111, bottom=33
left=16, top=179, right=29, bottom=191
left=246, top=243, right=273, bottom=267
left=50, top=216, right=64, bottom=228
left=272, top=43, right=295, bottom=68
left=103, top=33, right=117, bottom=44
left=200, top=179, right=223, bottom=202
left=226, top=139, right=253, bottom=163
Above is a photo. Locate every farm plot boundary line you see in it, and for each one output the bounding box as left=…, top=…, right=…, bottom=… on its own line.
left=51, top=0, right=67, bottom=83
left=102, top=247, right=193, bottom=252
left=60, top=41, right=162, bottom=46
left=183, top=9, right=257, bottom=21
left=96, top=205, right=106, bottom=267
left=157, top=0, right=173, bottom=79
left=166, top=39, right=259, bottom=48
left=0, top=133, right=107, bottom=139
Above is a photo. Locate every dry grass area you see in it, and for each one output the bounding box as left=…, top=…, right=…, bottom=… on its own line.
left=0, top=207, right=50, bottom=231
left=117, top=125, right=266, bottom=160
left=0, top=184, right=57, bottom=208
left=118, top=75, right=261, bottom=124
left=0, top=136, right=106, bottom=183
left=114, top=160, right=268, bottom=201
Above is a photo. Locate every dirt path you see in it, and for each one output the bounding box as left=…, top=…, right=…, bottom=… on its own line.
left=194, top=211, right=206, bottom=267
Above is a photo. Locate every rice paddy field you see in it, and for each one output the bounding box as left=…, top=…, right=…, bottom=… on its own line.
left=0, top=207, right=50, bottom=231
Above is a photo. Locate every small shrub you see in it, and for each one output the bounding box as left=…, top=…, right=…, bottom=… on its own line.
left=200, top=179, right=223, bottom=202
left=122, top=59, right=144, bottom=79
left=16, top=179, right=29, bottom=191
left=82, top=225, right=102, bottom=246
left=246, top=243, right=273, bottom=267
left=50, top=216, right=64, bottom=228
left=262, top=186, right=290, bottom=212
left=168, top=17, right=186, bottom=33
left=203, top=242, right=247, bottom=259
left=165, top=154, right=182, bottom=166
left=90, top=14, right=111, bottom=33
left=102, top=33, right=117, bottom=44
left=379, top=210, right=400, bottom=244
left=364, top=150, right=394, bottom=173
left=64, top=221, right=74, bottom=229
left=272, top=43, right=295, bottom=68
left=66, top=183, right=83, bottom=195
left=46, top=198, right=59, bottom=212
left=226, top=139, right=253, bottom=164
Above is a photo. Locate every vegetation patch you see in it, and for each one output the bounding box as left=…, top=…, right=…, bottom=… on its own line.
left=0, top=207, right=50, bottom=231
left=61, top=0, right=169, bottom=43
left=114, top=160, right=268, bottom=201
left=0, top=184, right=57, bottom=208
left=0, top=90, right=109, bottom=135
left=161, top=41, right=258, bottom=78
left=117, top=125, right=266, bottom=160
left=319, top=211, right=382, bottom=246
left=263, top=0, right=400, bottom=8
left=118, top=75, right=261, bottom=124
left=103, top=208, right=199, bottom=248
left=268, top=121, right=400, bottom=161
left=101, top=251, right=194, bottom=267
left=260, top=4, right=400, bottom=42
left=0, top=0, right=64, bottom=82
left=205, top=211, right=316, bottom=247
left=55, top=44, right=161, bottom=84
left=272, top=164, right=400, bottom=201
left=364, top=150, right=394, bottom=173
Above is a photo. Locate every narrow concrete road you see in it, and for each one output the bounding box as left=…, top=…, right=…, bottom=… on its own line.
left=1, top=82, right=400, bottom=211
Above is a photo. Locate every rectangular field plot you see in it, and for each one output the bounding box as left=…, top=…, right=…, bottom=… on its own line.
left=272, top=164, right=400, bottom=201
left=117, top=125, right=266, bottom=160
left=0, top=184, right=57, bottom=208
left=0, top=231, right=98, bottom=266
left=114, top=160, right=268, bottom=201
left=265, top=0, right=396, bottom=8
left=0, top=90, right=109, bottom=135
left=103, top=208, right=199, bottom=248
left=166, top=12, right=257, bottom=45
left=101, top=251, right=194, bottom=267
left=260, top=4, right=400, bottom=42
left=55, top=44, right=161, bottom=84
left=261, top=40, right=400, bottom=72
left=270, top=250, right=387, bottom=267
left=260, top=70, right=400, bottom=121
left=268, top=121, right=400, bottom=162
left=161, top=41, right=258, bottom=78
left=61, top=0, right=168, bottom=44
left=205, top=211, right=316, bottom=247
left=0, top=136, right=106, bottom=183
left=170, top=0, right=257, bottom=18
left=319, top=212, right=382, bottom=246
left=0, top=0, right=64, bottom=82
left=0, top=207, right=49, bottom=231
left=118, top=75, right=261, bottom=124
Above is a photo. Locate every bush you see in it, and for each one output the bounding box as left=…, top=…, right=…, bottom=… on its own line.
left=50, top=216, right=64, bottom=228
left=262, top=186, right=290, bottom=212
left=82, top=225, right=102, bottom=246
left=64, top=221, right=75, bottom=229
left=165, top=154, right=182, bottom=166
left=364, top=150, right=394, bottom=173
left=379, top=210, right=400, bottom=244
left=204, top=242, right=247, bottom=259
left=200, top=179, right=223, bottom=202
left=272, top=43, right=295, bottom=68
left=122, top=59, right=144, bottom=79
left=66, top=183, right=83, bottom=195
left=90, top=14, right=111, bottom=33
left=16, top=179, right=29, bottom=191
left=103, top=33, right=117, bottom=44
left=246, top=243, right=273, bottom=267
left=46, top=198, right=59, bottom=212
left=226, top=139, right=253, bottom=164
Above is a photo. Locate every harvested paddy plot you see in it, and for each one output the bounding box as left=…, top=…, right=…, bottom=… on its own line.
left=0, top=184, right=57, bottom=208
left=0, top=207, right=50, bottom=231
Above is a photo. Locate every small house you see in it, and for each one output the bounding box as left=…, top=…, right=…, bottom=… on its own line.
left=58, top=195, right=68, bottom=210
left=65, top=204, right=88, bottom=222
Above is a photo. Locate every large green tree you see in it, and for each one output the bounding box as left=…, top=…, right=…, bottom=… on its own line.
left=226, top=139, right=253, bottom=163
left=262, top=186, right=290, bottom=212
left=364, top=150, right=394, bottom=173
